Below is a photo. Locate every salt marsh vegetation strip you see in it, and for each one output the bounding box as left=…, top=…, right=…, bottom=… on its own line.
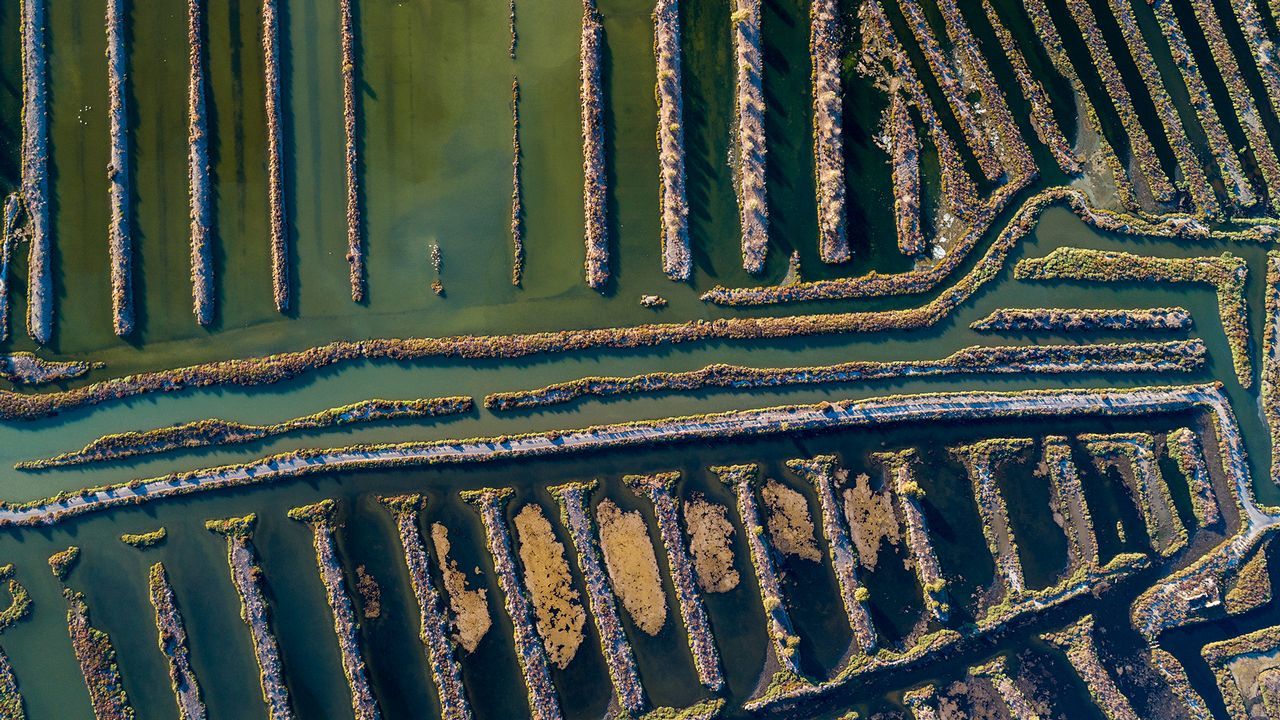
left=884, top=94, right=922, bottom=257
left=1148, top=648, right=1212, bottom=720
left=952, top=439, right=1029, bottom=594
left=0, top=648, right=23, bottom=720
left=970, top=307, right=1193, bottom=332
left=262, top=0, right=288, bottom=311
left=810, top=0, right=846, bottom=263
left=712, top=464, right=803, bottom=680
left=1202, top=623, right=1280, bottom=718
left=980, top=0, right=1079, bottom=175
left=876, top=450, right=948, bottom=621
left=581, top=0, right=608, bottom=290
left=1265, top=251, right=1280, bottom=482
left=548, top=482, right=646, bottom=715
left=511, top=78, right=524, bottom=287
left=1166, top=427, right=1221, bottom=528
left=148, top=563, right=205, bottom=720
left=1042, top=616, right=1138, bottom=720
left=106, top=0, right=134, bottom=336
left=966, top=657, right=1039, bottom=720
left=1227, top=0, right=1280, bottom=132
left=377, top=496, right=470, bottom=720
left=1016, top=247, right=1251, bottom=387
left=896, top=0, right=1001, bottom=181
left=622, top=472, right=724, bottom=691
left=1063, top=0, right=1175, bottom=203
left=288, top=501, right=380, bottom=720
left=20, top=0, right=49, bottom=345
left=732, top=0, right=767, bottom=273
left=654, top=0, right=690, bottom=280
left=0, top=384, right=1251, bottom=528
left=340, top=0, right=363, bottom=302
left=1098, top=0, right=1218, bottom=216
left=461, top=489, right=562, bottom=720
left=1187, top=0, right=1280, bottom=208
left=63, top=589, right=134, bottom=720
left=187, top=0, right=213, bottom=325
left=1149, top=0, right=1255, bottom=210
left=483, top=341, right=1206, bottom=410
left=17, top=396, right=473, bottom=470
left=1042, top=436, right=1099, bottom=568
left=0, top=196, right=18, bottom=342
left=784, top=457, right=876, bottom=654
left=206, top=515, right=293, bottom=720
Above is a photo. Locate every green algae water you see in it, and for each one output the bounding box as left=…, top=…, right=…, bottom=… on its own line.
left=0, top=0, right=1275, bottom=716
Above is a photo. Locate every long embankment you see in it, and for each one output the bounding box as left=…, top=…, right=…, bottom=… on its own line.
left=262, top=0, right=288, bottom=312
left=980, top=0, right=1079, bottom=176
left=654, top=0, right=690, bottom=280
left=951, top=439, right=1029, bottom=594
left=106, top=0, right=134, bottom=337
left=732, top=0, right=768, bottom=273
left=970, top=307, right=1192, bottom=332
left=1150, top=0, right=1253, bottom=210
left=511, top=78, right=524, bottom=287
left=1166, top=427, right=1220, bottom=529
left=148, top=562, right=206, bottom=720
left=340, top=0, right=363, bottom=302
left=208, top=517, right=293, bottom=720
left=622, top=473, right=723, bottom=691
left=18, top=396, right=473, bottom=470
left=879, top=450, right=949, bottom=621
left=581, top=0, right=608, bottom=291
left=0, top=196, right=19, bottom=342
left=462, top=489, right=562, bottom=720
left=64, top=588, right=134, bottom=720
left=483, top=340, right=1205, bottom=410
left=1264, top=251, right=1280, bottom=484
left=1043, top=436, right=1098, bottom=568
left=188, top=0, right=213, bottom=325
left=378, top=497, right=470, bottom=720
left=1042, top=616, right=1140, bottom=720
left=1016, top=248, right=1251, bottom=387
left=712, top=464, right=804, bottom=680
left=0, top=384, right=1250, bottom=527
left=289, top=502, right=380, bottom=720
left=884, top=94, right=921, bottom=257
left=810, top=0, right=846, bottom=264
left=1082, top=433, right=1187, bottom=556
left=22, top=0, right=51, bottom=345
left=548, top=482, right=646, bottom=715
left=785, top=457, right=876, bottom=654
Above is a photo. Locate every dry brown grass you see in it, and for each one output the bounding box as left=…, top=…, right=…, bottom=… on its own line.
left=684, top=495, right=739, bottom=593
left=513, top=504, right=585, bottom=668
left=431, top=522, right=492, bottom=653
left=598, top=499, right=667, bottom=635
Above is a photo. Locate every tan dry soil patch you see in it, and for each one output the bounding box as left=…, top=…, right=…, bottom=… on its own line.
left=761, top=479, right=821, bottom=562
left=684, top=495, right=739, bottom=593
left=842, top=473, right=900, bottom=570
left=513, top=504, right=585, bottom=668
left=431, top=522, right=492, bottom=653
left=597, top=499, right=667, bottom=635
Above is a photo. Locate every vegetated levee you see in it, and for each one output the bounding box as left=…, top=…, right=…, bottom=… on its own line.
left=377, top=497, right=470, bottom=720
left=1015, top=247, right=1251, bottom=387
left=1186, top=0, right=1280, bottom=207
left=207, top=516, right=293, bottom=720
left=510, top=77, right=524, bottom=287
left=63, top=589, right=134, bottom=720
left=340, top=0, right=363, bottom=302
left=0, top=353, right=98, bottom=385
left=148, top=562, right=206, bottom=720
left=732, top=0, right=767, bottom=273
left=17, top=396, right=474, bottom=470
left=0, top=383, right=1245, bottom=529
left=980, top=0, right=1079, bottom=176
left=1042, top=616, right=1139, bottom=720
left=654, top=0, right=690, bottom=280
left=622, top=472, right=724, bottom=691
left=882, top=94, right=921, bottom=257
left=106, top=0, right=134, bottom=337
left=262, top=0, right=288, bottom=312
left=462, top=488, right=562, bottom=720
left=0, top=195, right=20, bottom=342
left=0, top=185, right=1259, bottom=424
left=288, top=501, right=380, bottom=720
left=482, top=340, right=1206, bottom=410
left=0, top=647, right=24, bottom=720
left=809, top=0, right=846, bottom=264
left=187, top=0, right=213, bottom=325
left=548, top=482, right=645, bottom=715
left=580, top=0, right=607, bottom=291
left=21, top=0, right=50, bottom=345
left=969, top=307, right=1193, bottom=332
left=1149, top=0, right=1254, bottom=211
